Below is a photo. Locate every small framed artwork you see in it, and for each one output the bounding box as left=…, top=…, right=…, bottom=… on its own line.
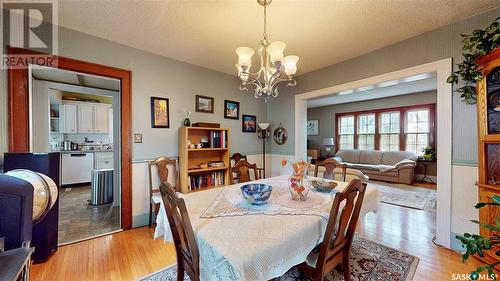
left=150, top=97, right=169, bottom=128
left=242, top=114, right=257, bottom=133
left=307, top=119, right=319, bottom=135
left=224, top=100, right=240, bottom=119
left=196, top=95, right=214, bottom=113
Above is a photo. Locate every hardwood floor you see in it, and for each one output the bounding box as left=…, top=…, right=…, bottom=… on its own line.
left=31, top=203, right=482, bottom=281
left=31, top=228, right=176, bottom=281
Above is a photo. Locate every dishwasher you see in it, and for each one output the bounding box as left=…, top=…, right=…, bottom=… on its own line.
left=61, top=153, right=94, bottom=185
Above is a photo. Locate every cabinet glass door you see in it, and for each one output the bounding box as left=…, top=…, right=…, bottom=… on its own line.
left=487, top=66, right=500, bottom=135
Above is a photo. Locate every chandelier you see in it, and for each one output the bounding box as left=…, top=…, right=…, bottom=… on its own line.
left=235, top=0, right=299, bottom=102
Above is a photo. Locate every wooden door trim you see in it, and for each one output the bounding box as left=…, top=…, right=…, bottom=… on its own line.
left=7, top=47, right=133, bottom=229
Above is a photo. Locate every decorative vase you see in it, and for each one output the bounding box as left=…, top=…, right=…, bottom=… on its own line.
left=288, top=170, right=311, bottom=201
left=183, top=117, right=191, bottom=126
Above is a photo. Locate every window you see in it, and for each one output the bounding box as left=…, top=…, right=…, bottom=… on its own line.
left=336, top=104, right=434, bottom=153
left=339, top=115, right=354, bottom=149
left=357, top=114, right=375, bottom=150
left=405, top=109, right=430, bottom=155
left=379, top=112, right=400, bottom=151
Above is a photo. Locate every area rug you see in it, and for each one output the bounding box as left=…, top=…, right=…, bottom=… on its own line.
left=139, top=236, right=419, bottom=281
left=368, top=180, right=436, bottom=211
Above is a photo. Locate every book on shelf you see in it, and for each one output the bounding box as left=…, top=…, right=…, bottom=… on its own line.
left=209, top=130, right=227, bottom=148
left=187, top=171, right=225, bottom=191
left=208, top=161, right=225, bottom=167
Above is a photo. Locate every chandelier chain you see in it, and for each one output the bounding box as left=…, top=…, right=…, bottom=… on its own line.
left=263, top=4, right=267, bottom=41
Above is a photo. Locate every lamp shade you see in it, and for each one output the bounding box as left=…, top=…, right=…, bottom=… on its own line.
left=236, top=47, right=255, bottom=68
left=266, top=41, right=286, bottom=64
left=283, top=55, right=299, bottom=76
left=258, top=122, right=270, bottom=130
left=322, top=137, right=335, bottom=146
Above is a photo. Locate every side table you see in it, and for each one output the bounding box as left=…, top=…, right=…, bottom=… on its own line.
left=417, top=159, right=435, bottom=183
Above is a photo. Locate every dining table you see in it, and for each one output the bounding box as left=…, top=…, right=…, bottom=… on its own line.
left=154, top=175, right=380, bottom=281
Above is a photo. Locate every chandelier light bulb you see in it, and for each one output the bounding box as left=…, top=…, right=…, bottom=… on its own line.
left=236, top=47, right=255, bottom=68
left=266, top=41, right=286, bottom=65
left=283, top=55, right=299, bottom=76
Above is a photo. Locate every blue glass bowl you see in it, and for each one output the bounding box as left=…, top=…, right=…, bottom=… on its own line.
left=241, top=184, right=273, bottom=205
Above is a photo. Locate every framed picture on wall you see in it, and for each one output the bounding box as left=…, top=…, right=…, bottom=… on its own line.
left=307, top=119, right=319, bottom=135
left=150, top=96, right=170, bottom=128
left=196, top=95, right=214, bottom=113
left=242, top=114, right=257, bottom=133
left=224, top=100, right=240, bottom=119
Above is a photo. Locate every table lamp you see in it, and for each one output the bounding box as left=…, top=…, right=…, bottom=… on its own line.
left=323, top=137, right=335, bottom=157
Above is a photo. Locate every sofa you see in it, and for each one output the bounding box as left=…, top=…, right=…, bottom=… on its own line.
left=308, top=165, right=369, bottom=183
left=333, top=149, right=418, bottom=184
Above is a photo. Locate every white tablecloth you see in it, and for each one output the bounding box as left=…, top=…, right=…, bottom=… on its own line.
left=154, top=175, right=380, bottom=281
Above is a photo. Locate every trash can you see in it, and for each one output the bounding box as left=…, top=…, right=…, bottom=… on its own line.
left=90, top=169, right=113, bottom=205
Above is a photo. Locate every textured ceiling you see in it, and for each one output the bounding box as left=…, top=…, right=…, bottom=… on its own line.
left=57, top=0, right=499, bottom=76
left=307, top=73, right=437, bottom=108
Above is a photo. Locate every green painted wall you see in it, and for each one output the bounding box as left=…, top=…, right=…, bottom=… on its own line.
left=267, top=8, right=500, bottom=165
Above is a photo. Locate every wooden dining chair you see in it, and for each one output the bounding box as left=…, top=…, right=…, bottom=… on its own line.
left=159, top=182, right=200, bottom=281
left=148, top=156, right=179, bottom=227
left=231, top=160, right=260, bottom=183
left=230, top=153, right=264, bottom=183
left=298, top=179, right=367, bottom=281
left=314, top=158, right=347, bottom=182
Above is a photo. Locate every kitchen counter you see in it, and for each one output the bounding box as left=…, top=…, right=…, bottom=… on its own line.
left=56, top=150, right=113, bottom=154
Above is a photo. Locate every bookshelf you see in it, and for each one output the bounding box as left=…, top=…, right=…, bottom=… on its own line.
left=178, top=126, right=231, bottom=193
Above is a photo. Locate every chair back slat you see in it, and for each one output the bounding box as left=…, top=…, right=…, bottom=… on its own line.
left=315, top=158, right=347, bottom=181
left=317, top=179, right=366, bottom=269
left=231, top=160, right=259, bottom=183
left=159, top=182, right=199, bottom=279
left=148, top=157, right=179, bottom=193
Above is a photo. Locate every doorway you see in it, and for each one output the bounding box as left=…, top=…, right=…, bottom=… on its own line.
left=294, top=59, right=453, bottom=248
left=29, top=65, right=122, bottom=244
left=7, top=47, right=132, bottom=230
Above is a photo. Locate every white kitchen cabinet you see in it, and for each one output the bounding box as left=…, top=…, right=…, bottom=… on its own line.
left=61, top=152, right=94, bottom=185
left=62, top=104, right=77, bottom=133
left=93, top=105, right=109, bottom=134
left=78, top=104, right=94, bottom=133
left=94, top=152, right=113, bottom=169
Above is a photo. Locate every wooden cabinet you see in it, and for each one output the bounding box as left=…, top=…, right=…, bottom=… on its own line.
left=93, top=105, right=109, bottom=134
left=62, top=104, right=77, bottom=133
left=476, top=47, right=500, bottom=264
left=78, top=104, right=94, bottom=133
left=178, top=127, right=230, bottom=193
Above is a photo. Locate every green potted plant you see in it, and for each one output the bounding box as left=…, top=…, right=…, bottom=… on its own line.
left=456, top=195, right=500, bottom=280
left=420, top=146, right=435, bottom=160
left=447, top=17, right=500, bottom=104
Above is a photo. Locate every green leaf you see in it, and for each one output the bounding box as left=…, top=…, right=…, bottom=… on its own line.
left=492, top=195, right=500, bottom=204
